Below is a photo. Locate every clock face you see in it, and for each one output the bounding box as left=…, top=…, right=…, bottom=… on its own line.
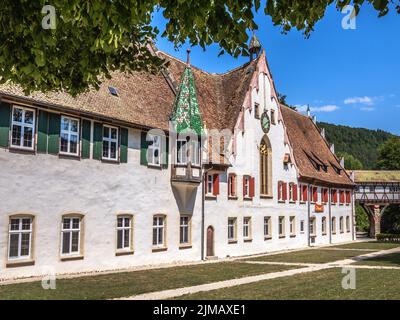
left=261, top=112, right=270, bottom=133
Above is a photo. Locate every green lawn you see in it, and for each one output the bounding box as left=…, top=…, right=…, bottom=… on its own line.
left=355, top=252, right=400, bottom=267
left=0, top=262, right=296, bottom=300
left=247, top=249, right=369, bottom=264
left=332, top=242, right=400, bottom=250
left=177, top=268, right=400, bottom=300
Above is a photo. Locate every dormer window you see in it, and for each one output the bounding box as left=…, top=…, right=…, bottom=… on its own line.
left=176, top=139, right=188, bottom=165
left=176, top=136, right=201, bottom=166
left=108, top=86, right=119, bottom=97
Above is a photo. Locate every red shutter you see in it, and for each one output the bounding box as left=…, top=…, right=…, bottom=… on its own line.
left=293, top=184, right=298, bottom=201
left=249, top=177, right=255, bottom=198
left=243, top=177, right=247, bottom=197
left=340, top=190, right=345, bottom=204
left=346, top=191, right=351, bottom=204
left=277, top=181, right=282, bottom=200
left=213, top=174, right=220, bottom=196
left=282, top=182, right=288, bottom=201
left=333, top=190, right=338, bottom=203
left=313, top=187, right=318, bottom=203
left=303, top=185, right=308, bottom=201
left=322, top=189, right=328, bottom=203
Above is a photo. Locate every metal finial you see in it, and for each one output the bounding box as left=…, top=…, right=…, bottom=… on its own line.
left=186, top=49, right=191, bottom=66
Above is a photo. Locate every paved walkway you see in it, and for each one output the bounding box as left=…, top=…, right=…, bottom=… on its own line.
left=117, top=247, right=400, bottom=300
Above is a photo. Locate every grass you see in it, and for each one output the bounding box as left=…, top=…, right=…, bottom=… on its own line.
left=355, top=252, right=400, bottom=267
left=0, top=262, right=296, bottom=300
left=177, top=268, right=400, bottom=300
left=331, top=242, right=400, bottom=250
left=246, top=249, right=370, bottom=264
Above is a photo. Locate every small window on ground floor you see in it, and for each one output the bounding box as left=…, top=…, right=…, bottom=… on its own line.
left=332, top=217, right=337, bottom=235
left=153, top=215, right=166, bottom=248
left=322, top=217, right=327, bottom=235
left=264, top=216, right=272, bottom=239
left=310, top=217, right=316, bottom=236
left=289, top=216, right=296, bottom=236
left=300, top=220, right=305, bottom=233
left=180, top=215, right=191, bottom=246
left=61, top=216, right=83, bottom=256
left=116, top=215, right=133, bottom=252
left=243, top=217, right=252, bottom=240
left=228, top=218, right=237, bottom=242
left=340, top=216, right=344, bottom=233
left=279, top=216, right=285, bottom=237
left=346, top=216, right=351, bottom=233
left=8, top=216, right=33, bottom=260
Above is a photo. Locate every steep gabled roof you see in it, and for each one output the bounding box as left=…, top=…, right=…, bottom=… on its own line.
left=280, top=105, right=354, bottom=187
left=0, top=51, right=257, bottom=133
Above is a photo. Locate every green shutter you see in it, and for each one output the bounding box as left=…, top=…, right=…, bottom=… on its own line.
left=48, top=113, right=60, bottom=154
left=81, top=120, right=91, bottom=159
left=93, top=122, right=103, bottom=160
left=140, top=131, right=149, bottom=166
left=120, top=127, right=128, bottom=163
left=162, top=136, right=169, bottom=169
left=0, top=102, right=11, bottom=148
left=37, top=110, right=49, bottom=153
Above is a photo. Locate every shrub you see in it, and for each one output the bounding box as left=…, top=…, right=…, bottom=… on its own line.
left=376, top=233, right=400, bottom=242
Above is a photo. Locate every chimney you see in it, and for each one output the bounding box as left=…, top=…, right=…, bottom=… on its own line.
left=312, top=115, right=317, bottom=124
left=307, top=105, right=311, bottom=117
left=330, top=143, right=335, bottom=154
left=340, top=157, right=345, bottom=168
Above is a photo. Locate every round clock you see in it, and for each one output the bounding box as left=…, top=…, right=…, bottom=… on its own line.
left=260, top=111, right=271, bottom=133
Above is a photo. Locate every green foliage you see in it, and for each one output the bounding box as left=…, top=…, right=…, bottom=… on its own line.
left=318, top=122, right=396, bottom=169
left=376, top=233, right=400, bottom=242
left=355, top=205, right=369, bottom=232
left=377, top=137, right=400, bottom=170
left=0, top=0, right=398, bottom=95
left=336, top=151, right=363, bottom=170
left=381, top=205, right=400, bottom=234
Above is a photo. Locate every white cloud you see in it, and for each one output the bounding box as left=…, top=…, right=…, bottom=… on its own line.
left=295, top=104, right=339, bottom=113
left=360, top=107, right=375, bottom=112
left=344, top=96, right=374, bottom=105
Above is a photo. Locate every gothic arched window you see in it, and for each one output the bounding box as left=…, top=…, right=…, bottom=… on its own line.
left=260, top=135, right=272, bottom=196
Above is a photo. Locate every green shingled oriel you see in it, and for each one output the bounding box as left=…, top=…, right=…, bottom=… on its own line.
left=171, top=66, right=203, bottom=136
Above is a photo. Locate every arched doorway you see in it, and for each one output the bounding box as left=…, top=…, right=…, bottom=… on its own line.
left=206, top=226, right=214, bottom=257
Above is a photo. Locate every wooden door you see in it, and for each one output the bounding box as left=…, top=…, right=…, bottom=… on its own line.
left=206, top=226, right=214, bottom=257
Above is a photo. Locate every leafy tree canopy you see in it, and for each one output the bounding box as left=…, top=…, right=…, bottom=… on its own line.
left=0, top=0, right=398, bottom=95
left=377, top=137, right=400, bottom=170
left=336, top=151, right=363, bottom=170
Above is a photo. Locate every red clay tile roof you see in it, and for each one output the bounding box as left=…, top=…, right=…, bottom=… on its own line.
left=0, top=51, right=257, bottom=133
left=280, top=105, right=354, bottom=187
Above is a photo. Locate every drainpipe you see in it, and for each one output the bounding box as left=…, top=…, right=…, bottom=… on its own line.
left=307, top=183, right=311, bottom=247
left=351, top=189, right=355, bottom=241
left=328, top=187, right=332, bottom=244
left=201, top=167, right=213, bottom=261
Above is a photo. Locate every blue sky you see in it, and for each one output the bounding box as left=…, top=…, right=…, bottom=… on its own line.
left=152, top=4, right=400, bottom=135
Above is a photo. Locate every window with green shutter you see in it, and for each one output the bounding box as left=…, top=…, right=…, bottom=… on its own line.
left=37, top=110, right=49, bottom=153
left=81, top=119, right=91, bottom=159
left=0, top=102, right=11, bottom=148
left=120, top=127, right=128, bottom=163
left=93, top=122, right=103, bottom=160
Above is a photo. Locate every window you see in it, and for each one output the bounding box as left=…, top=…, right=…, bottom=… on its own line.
left=346, top=216, right=351, bottom=233
left=322, top=188, right=329, bottom=203
left=228, top=174, right=237, bottom=198
left=345, top=191, right=351, bottom=205
left=243, top=217, right=252, bottom=240
left=254, top=103, right=260, bottom=119
left=152, top=215, right=166, bottom=247
left=322, top=217, right=327, bottom=235
left=331, top=189, right=338, bottom=204
left=278, top=181, right=287, bottom=202
left=271, top=109, right=276, bottom=125
left=228, top=218, right=237, bottom=242
left=206, top=174, right=214, bottom=195
left=310, top=217, right=316, bottom=236
left=189, top=139, right=201, bottom=166
left=264, top=217, right=272, bottom=239
left=61, top=216, right=82, bottom=255
left=312, top=187, right=318, bottom=203
left=180, top=215, right=191, bottom=245
left=279, top=216, right=285, bottom=237
left=176, top=139, right=188, bottom=165
left=339, top=190, right=345, bottom=204
left=260, top=136, right=272, bottom=196
left=332, top=217, right=337, bottom=234
left=116, top=216, right=132, bottom=251
left=243, top=175, right=250, bottom=198
left=102, top=125, right=118, bottom=161
left=147, top=134, right=161, bottom=166
left=60, top=116, right=79, bottom=155
left=300, top=185, right=308, bottom=202
left=11, top=106, right=35, bottom=150
left=8, top=216, right=33, bottom=260
left=289, top=216, right=296, bottom=236
left=340, top=216, right=344, bottom=233
left=300, top=220, right=305, bottom=233
left=289, top=183, right=297, bottom=202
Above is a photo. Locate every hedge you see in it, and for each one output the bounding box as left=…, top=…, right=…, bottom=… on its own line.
left=376, top=233, right=400, bottom=242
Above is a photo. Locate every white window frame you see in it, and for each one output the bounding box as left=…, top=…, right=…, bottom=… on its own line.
left=322, top=217, right=327, bottom=235
left=102, top=125, right=119, bottom=161
left=152, top=215, right=166, bottom=248
left=310, top=217, right=316, bottom=236
left=279, top=216, right=285, bottom=237
left=228, top=218, right=237, bottom=241
left=10, top=105, right=36, bottom=150
left=228, top=174, right=237, bottom=197
left=180, top=215, right=191, bottom=245
left=289, top=216, right=296, bottom=236
left=206, top=174, right=214, bottom=195
left=300, top=220, right=305, bottom=233
left=176, top=138, right=188, bottom=165
left=60, top=115, right=80, bottom=156
left=148, top=134, right=161, bottom=166
left=61, top=216, right=81, bottom=256
left=289, top=184, right=294, bottom=202
left=264, top=217, right=272, bottom=239
left=8, top=217, right=33, bottom=260
left=332, top=217, right=337, bottom=234
left=189, top=139, right=201, bottom=166
left=243, top=175, right=250, bottom=198
left=340, top=216, right=344, bottom=233
left=116, top=216, right=133, bottom=251
left=243, top=217, right=252, bottom=240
